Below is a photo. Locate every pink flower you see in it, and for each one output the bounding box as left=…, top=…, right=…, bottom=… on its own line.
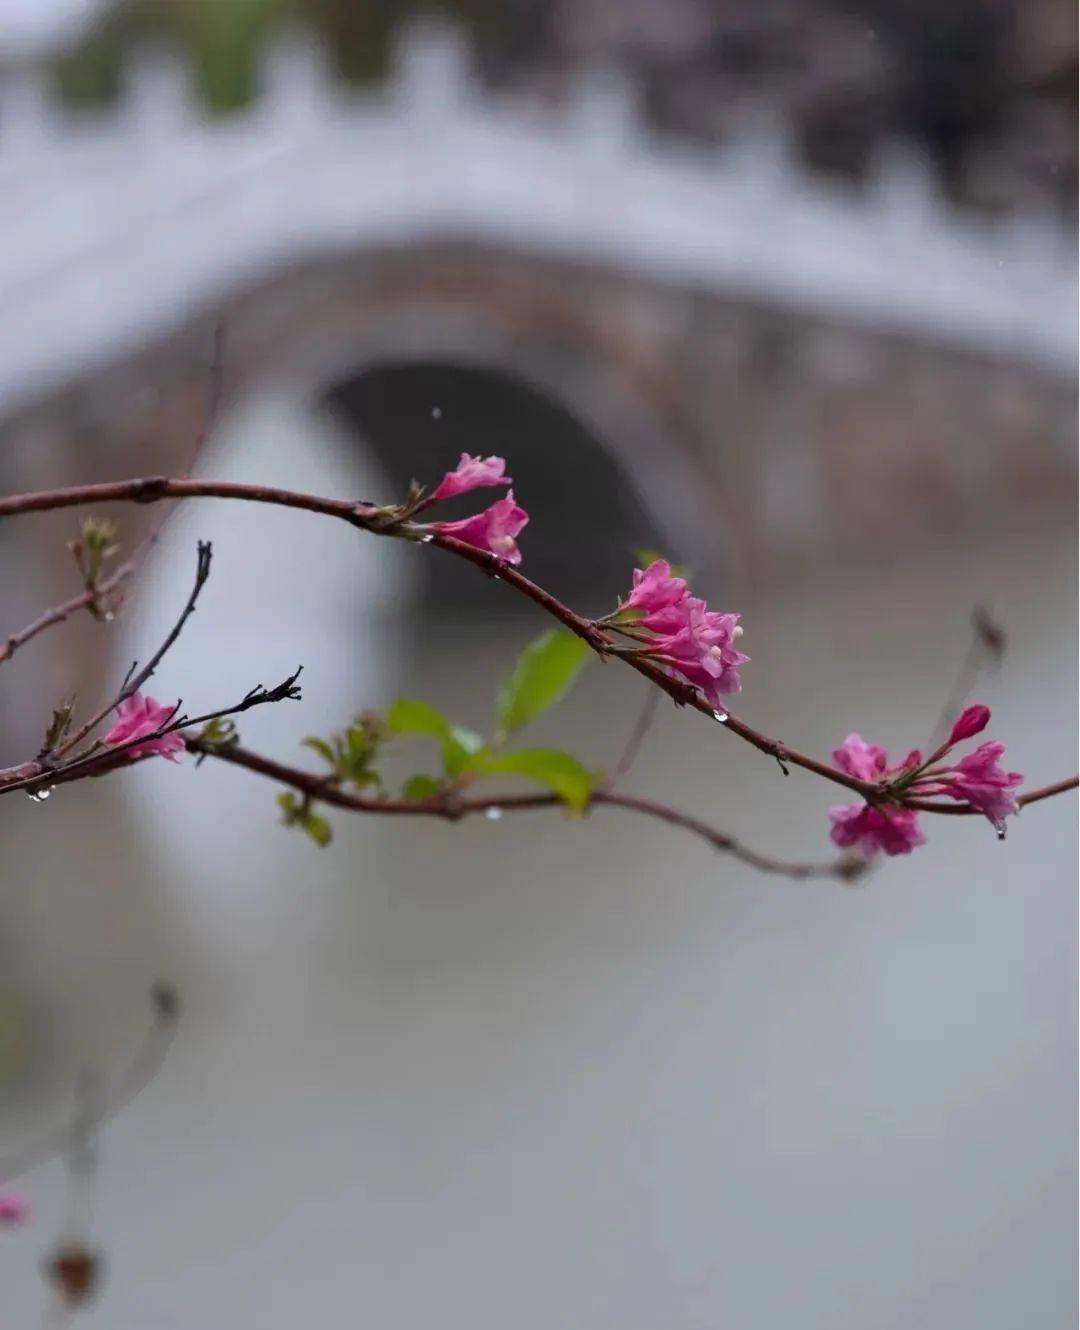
left=832, top=733, right=890, bottom=782
left=610, top=560, right=748, bottom=703
left=621, top=560, right=688, bottom=618
left=828, top=732, right=927, bottom=856
left=948, top=704, right=991, bottom=746
left=103, top=693, right=186, bottom=762
left=828, top=803, right=926, bottom=858
left=825, top=707, right=1023, bottom=851
left=429, top=453, right=511, bottom=503
left=653, top=602, right=749, bottom=701
left=938, top=741, right=1023, bottom=830
left=0, top=1188, right=29, bottom=1227
left=429, top=491, right=529, bottom=565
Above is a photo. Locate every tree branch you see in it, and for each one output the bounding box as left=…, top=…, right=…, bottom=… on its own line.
left=0, top=558, right=134, bottom=667
left=905, top=775, right=1079, bottom=814
left=0, top=478, right=882, bottom=798
left=187, top=736, right=862, bottom=883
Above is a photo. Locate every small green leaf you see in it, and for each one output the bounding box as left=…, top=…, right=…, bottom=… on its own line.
left=387, top=698, right=485, bottom=778
left=43, top=700, right=76, bottom=751
left=387, top=698, right=450, bottom=738
left=476, top=748, right=593, bottom=814
left=302, top=813, right=333, bottom=847
left=200, top=715, right=238, bottom=746
left=443, top=726, right=486, bottom=778
left=496, top=631, right=591, bottom=736
left=402, top=774, right=442, bottom=800
left=302, top=736, right=337, bottom=767
left=277, top=790, right=302, bottom=825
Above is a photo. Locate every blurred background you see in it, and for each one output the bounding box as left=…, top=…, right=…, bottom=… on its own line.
left=0, top=1, right=1076, bottom=1326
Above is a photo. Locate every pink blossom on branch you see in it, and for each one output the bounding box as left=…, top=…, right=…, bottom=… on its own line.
left=103, top=693, right=186, bottom=762
left=428, top=453, right=512, bottom=503
left=937, top=741, right=1023, bottom=830
left=428, top=492, right=530, bottom=565
left=651, top=603, right=749, bottom=705
left=832, top=733, right=891, bottom=782
left=611, top=560, right=749, bottom=704
left=824, top=705, right=1023, bottom=854
left=828, top=802, right=926, bottom=857
left=0, top=1188, right=29, bottom=1227
left=620, top=559, right=688, bottom=618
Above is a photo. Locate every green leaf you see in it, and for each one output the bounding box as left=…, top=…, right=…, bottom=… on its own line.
left=496, top=631, right=591, bottom=736
left=386, top=698, right=450, bottom=738
left=277, top=790, right=302, bottom=825
left=476, top=748, right=593, bottom=814
left=302, top=813, right=333, bottom=848
left=302, top=736, right=337, bottom=767
left=443, top=726, right=486, bottom=778
left=387, top=698, right=485, bottom=778
left=402, top=774, right=442, bottom=800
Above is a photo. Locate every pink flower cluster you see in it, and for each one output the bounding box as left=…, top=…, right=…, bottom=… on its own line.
left=421, top=454, right=529, bottom=565
left=103, top=693, right=186, bottom=762
left=0, top=1188, right=28, bottom=1227
left=828, top=704, right=1023, bottom=858
left=618, top=559, right=748, bottom=708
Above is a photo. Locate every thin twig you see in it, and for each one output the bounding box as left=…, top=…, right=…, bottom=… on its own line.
left=50, top=542, right=213, bottom=761
left=905, top=774, right=1079, bottom=814
left=129, top=322, right=227, bottom=573
left=0, top=559, right=135, bottom=668
left=0, top=667, right=302, bottom=798
left=0, top=985, right=179, bottom=1186
left=187, top=736, right=859, bottom=882
left=928, top=605, right=1007, bottom=749
left=605, top=685, right=660, bottom=790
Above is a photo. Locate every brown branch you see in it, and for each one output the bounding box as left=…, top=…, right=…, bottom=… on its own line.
left=0, top=477, right=1075, bottom=807
left=187, top=736, right=859, bottom=882
left=0, top=558, right=135, bottom=667
left=0, top=665, right=303, bottom=799
left=604, top=685, right=660, bottom=790
left=905, top=775, right=1079, bottom=815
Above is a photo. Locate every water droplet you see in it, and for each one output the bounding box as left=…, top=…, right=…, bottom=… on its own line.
left=417, top=533, right=435, bottom=544
left=483, top=806, right=503, bottom=821
left=996, top=825, right=1007, bottom=841
left=712, top=710, right=729, bottom=724
left=27, top=787, right=53, bottom=803
left=431, top=406, right=442, bottom=420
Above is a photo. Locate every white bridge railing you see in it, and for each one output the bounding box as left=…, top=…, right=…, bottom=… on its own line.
left=0, top=23, right=1074, bottom=415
